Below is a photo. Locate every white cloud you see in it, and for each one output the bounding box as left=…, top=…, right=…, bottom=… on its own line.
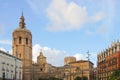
left=0, top=40, right=12, bottom=45
left=74, top=52, right=97, bottom=67
left=0, top=47, right=6, bottom=52
left=46, top=0, right=106, bottom=32
left=0, top=47, right=12, bottom=55
left=27, top=0, right=106, bottom=32
left=89, top=12, right=106, bottom=23
left=32, top=44, right=67, bottom=66
left=0, top=44, right=97, bottom=67
left=74, top=53, right=87, bottom=60
left=32, top=44, right=97, bottom=66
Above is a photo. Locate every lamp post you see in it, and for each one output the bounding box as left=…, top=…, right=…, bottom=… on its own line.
left=87, top=50, right=90, bottom=80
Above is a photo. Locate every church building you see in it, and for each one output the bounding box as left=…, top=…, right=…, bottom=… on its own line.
left=12, top=13, right=56, bottom=80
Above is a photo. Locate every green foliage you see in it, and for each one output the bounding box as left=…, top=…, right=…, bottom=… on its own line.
left=38, top=78, right=48, bottom=80
left=74, top=76, right=88, bottom=80
left=74, top=76, right=81, bottom=80
left=38, top=77, right=62, bottom=80
left=109, top=70, right=120, bottom=80
left=49, top=77, right=62, bottom=80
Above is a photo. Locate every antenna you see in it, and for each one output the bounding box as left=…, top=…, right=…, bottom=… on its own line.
left=22, top=8, right=23, bottom=16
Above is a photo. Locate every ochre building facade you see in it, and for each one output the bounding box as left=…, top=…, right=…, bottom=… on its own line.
left=63, top=57, right=94, bottom=80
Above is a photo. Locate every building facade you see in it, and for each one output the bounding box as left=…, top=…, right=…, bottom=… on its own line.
left=97, top=41, right=120, bottom=80
left=69, top=60, right=94, bottom=80
left=0, top=50, right=22, bottom=80
left=12, top=13, right=32, bottom=80
left=31, top=51, right=58, bottom=80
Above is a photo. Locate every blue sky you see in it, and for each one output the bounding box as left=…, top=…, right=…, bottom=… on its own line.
left=0, top=0, right=120, bottom=66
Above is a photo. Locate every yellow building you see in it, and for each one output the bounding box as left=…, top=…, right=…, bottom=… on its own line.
left=55, top=59, right=94, bottom=80
left=69, top=60, right=94, bottom=80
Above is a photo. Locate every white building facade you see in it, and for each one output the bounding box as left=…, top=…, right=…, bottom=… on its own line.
left=0, top=50, right=22, bottom=80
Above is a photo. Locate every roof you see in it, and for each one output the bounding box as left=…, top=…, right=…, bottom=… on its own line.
left=69, top=60, right=94, bottom=65
left=0, top=50, right=22, bottom=61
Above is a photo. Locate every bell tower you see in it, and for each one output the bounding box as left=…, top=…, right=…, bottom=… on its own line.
left=12, top=13, right=32, bottom=80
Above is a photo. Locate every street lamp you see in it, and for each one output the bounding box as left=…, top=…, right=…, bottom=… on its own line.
left=86, top=50, right=90, bottom=80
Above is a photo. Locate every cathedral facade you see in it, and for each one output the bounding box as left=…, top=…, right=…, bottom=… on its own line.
left=12, top=14, right=57, bottom=80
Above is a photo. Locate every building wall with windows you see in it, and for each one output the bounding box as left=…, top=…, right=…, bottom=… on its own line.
left=69, top=60, right=94, bottom=80
left=97, top=41, right=120, bottom=80
left=0, top=50, right=22, bottom=80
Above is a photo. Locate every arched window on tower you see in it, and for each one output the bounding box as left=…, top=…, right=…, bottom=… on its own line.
left=19, top=37, right=22, bottom=44
left=26, top=38, right=28, bottom=45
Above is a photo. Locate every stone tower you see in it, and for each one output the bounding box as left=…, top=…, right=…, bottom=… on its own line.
left=12, top=13, right=32, bottom=80
left=64, top=56, right=76, bottom=65
left=37, top=51, right=47, bottom=72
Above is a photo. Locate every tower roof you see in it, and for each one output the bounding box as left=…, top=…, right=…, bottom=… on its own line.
left=37, top=51, right=46, bottom=59
left=19, top=12, right=26, bottom=29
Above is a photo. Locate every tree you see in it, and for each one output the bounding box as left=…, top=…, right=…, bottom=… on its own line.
left=82, top=76, right=88, bottom=80
left=49, top=77, right=62, bottom=80
left=38, top=77, right=62, bottom=80
left=74, top=76, right=88, bottom=80
left=109, top=70, right=120, bottom=80
left=75, top=76, right=81, bottom=80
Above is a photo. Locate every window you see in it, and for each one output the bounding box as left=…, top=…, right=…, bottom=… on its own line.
left=2, top=72, right=5, bottom=79
left=19, top=37, right=22, bottom=44
left=19, top=54, right=21, bottom=58
left=26, top=38, right=28, bottom=45
left=40, top=68, right=43, bottom=71
left=11, top=74, right=13, bottom=79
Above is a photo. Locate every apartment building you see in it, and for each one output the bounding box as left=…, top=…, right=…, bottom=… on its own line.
left=0, top=50, right=22, bottom=80
left=97, top=40, right=120, bottom=80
